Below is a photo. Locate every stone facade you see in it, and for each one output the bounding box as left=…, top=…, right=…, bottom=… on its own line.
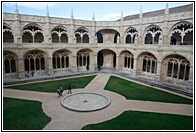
left=3, top=3, right=193, bottom=90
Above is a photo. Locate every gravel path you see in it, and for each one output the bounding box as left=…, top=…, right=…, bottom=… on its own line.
left=3, top=73, right=193, bottom=130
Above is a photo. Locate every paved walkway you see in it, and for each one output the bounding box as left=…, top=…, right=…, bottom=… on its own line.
left=3, top=73, right=193, bottom=130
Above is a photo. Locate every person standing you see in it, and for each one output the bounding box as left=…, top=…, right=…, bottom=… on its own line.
left=59, top=87, right=63, bottom=96
left=68, top=85, right=72, bottom=94
left=57, top=87, right=61, bottom=98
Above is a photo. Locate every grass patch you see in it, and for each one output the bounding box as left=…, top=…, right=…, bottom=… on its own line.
left=3, top=97, right=51, bottom=130
left=5, top=75, right=96, bottom=92
left=82, top=111, right=193, bottom=130
left=104, top=76, right=192, bottom=104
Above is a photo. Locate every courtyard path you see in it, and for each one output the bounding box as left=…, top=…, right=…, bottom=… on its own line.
left=3, top=73, right=193, bottom=130
left=84, top=73, right=111, bottom=91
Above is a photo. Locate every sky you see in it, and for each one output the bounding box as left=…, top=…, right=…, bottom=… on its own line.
left=2, top=1, right=192, bottom=21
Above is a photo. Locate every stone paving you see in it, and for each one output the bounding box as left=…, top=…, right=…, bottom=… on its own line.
left=3, top=73, right=193, bottom=130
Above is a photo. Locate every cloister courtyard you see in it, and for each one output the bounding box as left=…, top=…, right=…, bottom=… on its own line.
left=3, top=2, right=194, bottom=130
left=3, top=72, right=193, bottom=131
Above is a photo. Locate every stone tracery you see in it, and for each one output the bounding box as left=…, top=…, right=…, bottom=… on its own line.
left=125, top=28, right=138, bottom=44
left=75, top=28, right=89, bottom=43
left=170, top=22, right=193, bottom=45
left=145, top=26, right=162, bottom=44
left=51, top=26, right=68, bottom=43
left=22, top=24, right=44, bottom=43
left=24, top=51, right=46, bottom=73
left=165, top=56, right=190, bottom=81
left=53, top=50, right=69, bottom=69
left=3, top=24, right=14, bottom=43
left=3, top=52, right=17, bottom=74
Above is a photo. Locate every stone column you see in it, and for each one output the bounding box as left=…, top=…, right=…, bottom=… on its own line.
left=90, top=54, right=97, bottom=71
left=188, top=65, right=193, bottom=83
left=72, top=55, right=77, bottom=72
left=116, top=55, right=120, bottom=71
left=18, top=58, right=25, bottom=78
left=133, top=57, right=138, bottom=76
left=156, top=61, right=164, bottom=82
left=47, top=56, right=54, bottom=75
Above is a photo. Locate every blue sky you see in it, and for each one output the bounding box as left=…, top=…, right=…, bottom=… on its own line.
left=3, top=2, right=192, bottom=21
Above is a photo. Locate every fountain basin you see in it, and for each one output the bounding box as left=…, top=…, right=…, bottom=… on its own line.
left=61, top=92, right=110, bottom=112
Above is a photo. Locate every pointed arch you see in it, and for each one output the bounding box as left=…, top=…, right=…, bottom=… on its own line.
left=169, top=21, right=193, bottom=45
left=163, top=54, right=190, bottom=80
left=125, top=27, right=138, bottom=44
left=75, top=27, right=89, bottom=43
left=3, top=23, right=14, bottom=43
left=3, top=51, right=18, bottom=74
left=144, top=25, right=163, bottom=44
left=51, top=25, right=68, bottom=43
left=22, top=23, right=44, bottom=43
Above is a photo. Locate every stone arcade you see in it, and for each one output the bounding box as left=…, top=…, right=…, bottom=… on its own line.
left=3, top=3, right=193, bottom=91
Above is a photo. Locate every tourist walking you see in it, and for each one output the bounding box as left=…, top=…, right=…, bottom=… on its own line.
left=57, top=87, right=63, bottom=98
left=59, top=87, right=64, bottom=96
left=57, top=87, right=61, bottom=98
left=68, top=85, right=72, bottom=94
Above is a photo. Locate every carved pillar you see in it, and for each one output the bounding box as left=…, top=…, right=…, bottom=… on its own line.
left=156, top=61, right=164, bottom=82
left=133, top=57, right=138, bottom=76
left=18, top=58, right=25, bottom=78
left=188, top=65, right=193, bottom=83
left=48, top=56, right=54, bottom=75
left=89, top=54, right=96, bottom=71
left=116, top=55, right=120, bottom=71
left=72, top=55, right=77, bottom=72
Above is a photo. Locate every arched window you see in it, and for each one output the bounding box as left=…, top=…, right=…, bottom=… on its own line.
left=3, top=25, right=14, bottom=43
left=52, top=50, right=69, bottom=69
left=121, top=52, right=134, bottom=69
left=3, top=53, right=17, bottom=74
left=24, top=51, right=45, bottom=72
left=77, top=49, right=91, bottom=70
left=170, top=22, right=193, bottom=45
left=75, top=28, right=89, bottom=43
left=22, top=24, right=44, bottom=43
left=167, top=58, right=190, bottom=80
left=125, top=28, right=138, bottom=44
left=51, top=26, right=68, bottom=43
left=142, top=54, right=157, bottom=74
left=144, top=26, right=162, bottom=44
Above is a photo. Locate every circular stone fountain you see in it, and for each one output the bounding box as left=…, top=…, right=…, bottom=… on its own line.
left=61, top=92, right=110, bottom=112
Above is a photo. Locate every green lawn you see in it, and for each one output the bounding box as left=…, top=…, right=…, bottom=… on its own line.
left=5, top=75, right=96, bottom=92
left=82, top=111, right=193, bottom=130
left=3, top=97, right=51, bottom=130
left=104, top=76, right=192, bottom=104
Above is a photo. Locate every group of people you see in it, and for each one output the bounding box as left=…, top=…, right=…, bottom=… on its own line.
left=57, top=85, right=72, bottom=98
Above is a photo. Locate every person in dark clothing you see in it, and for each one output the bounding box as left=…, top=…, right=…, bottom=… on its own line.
left=57, top=87, right=61, bottom=98
left=57, top=86, right=64, bottom=98
left=59, top=87, right=63, bottom=96
left=68, top=85, right=72, bottom=94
